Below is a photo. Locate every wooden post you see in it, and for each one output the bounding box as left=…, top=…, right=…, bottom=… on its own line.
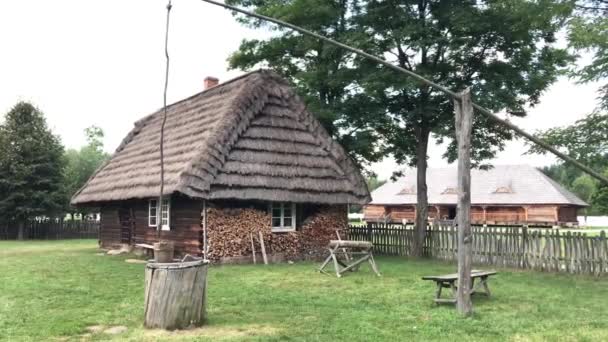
left=250, top=233, right=257, bottom=264
left=455, top=88, right=473, bottom=316
left=258, top=231, right=268, bottom=265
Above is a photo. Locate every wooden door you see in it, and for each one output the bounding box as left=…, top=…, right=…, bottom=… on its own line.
left=118, top=207, right=134, bottom=244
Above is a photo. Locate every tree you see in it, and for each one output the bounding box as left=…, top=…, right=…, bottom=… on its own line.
left=531, top=112, right=608, bottom=169
left=227, top=0, right=386, bottom=168
left=569, top=0, right=608, bottom=110
left=63, top=126, right=110, bottom=217
left=0, top=102, right=65, bottom=239
left=228, top=0, right=574, bottom=256
left=366, top=175, right=387, bottom=192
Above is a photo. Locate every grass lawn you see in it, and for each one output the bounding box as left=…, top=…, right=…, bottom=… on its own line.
left=1, top=240, right=607, bottom=341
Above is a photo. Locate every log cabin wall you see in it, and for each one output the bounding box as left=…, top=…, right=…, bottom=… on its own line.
left=206, top=200, right=347, bottom=263
left=388, top=205, right=417, bottom=223
left=362, top=204, right=580, bottom=225
left=98, top=196, right=203, bottom=256
left=99, top=204, right=123, bottom=248
left=363, top=205, right=386, bottom=222
left=484, top=206, right=525, bottom=223
left=558, top=206, right=578, bottom=223
left=131, top=196, right=203, bottom=256
left=471, top=206, right=485, bottom=222
left=526, top=205, right=558, bottom=223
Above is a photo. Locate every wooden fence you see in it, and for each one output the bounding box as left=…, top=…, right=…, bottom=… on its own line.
left=0, top=219, right=100, bottom=240
left=347, top=222, right=608, bottom=276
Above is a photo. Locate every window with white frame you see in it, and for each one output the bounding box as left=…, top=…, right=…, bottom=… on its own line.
left=271, top=202, right=296, bottom=232
left=149, top=198, right=170, bottom=230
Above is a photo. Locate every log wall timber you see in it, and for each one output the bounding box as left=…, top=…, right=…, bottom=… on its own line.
left=559, top=206, right=578, bottom=223
left=98, top=196, right=203, bottom=256
left=363, top=204, right=582, bottom=225
left=206, top=201, right=347, bottom=262
left=388, top=206, right=417, bottom=222
left=99, top=204, right=123, bottom=248
left=362, top=205, right=386, bottom=222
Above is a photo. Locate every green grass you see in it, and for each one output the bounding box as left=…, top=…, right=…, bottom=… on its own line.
left=1, top=240, right=607, bottom=341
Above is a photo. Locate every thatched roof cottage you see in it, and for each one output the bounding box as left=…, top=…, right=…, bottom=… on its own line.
left=73, top=70, right=370, bottom=261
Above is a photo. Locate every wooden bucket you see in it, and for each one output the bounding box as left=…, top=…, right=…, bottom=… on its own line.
left=144, top=259, right=209, bottom=330
left=153, top=241, right=174, bottom=263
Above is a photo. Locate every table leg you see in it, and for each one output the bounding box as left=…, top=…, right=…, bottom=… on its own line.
left=435, top=282, right=443, bottom=302
left=481, top=276, right=491, bottom=297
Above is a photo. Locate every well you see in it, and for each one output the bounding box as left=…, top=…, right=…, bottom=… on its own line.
left=144, top=259, right=209, bottom=330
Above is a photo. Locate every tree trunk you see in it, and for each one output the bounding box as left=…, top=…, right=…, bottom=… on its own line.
left=17, top=220, right=25, bottom=241
left=413, top=128, right=430, bottom=257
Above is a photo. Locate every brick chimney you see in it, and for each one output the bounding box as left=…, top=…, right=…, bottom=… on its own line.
left=204, top=76, right=219, bottom=90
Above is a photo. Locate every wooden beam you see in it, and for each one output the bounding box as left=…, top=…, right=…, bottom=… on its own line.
left=455, top=88, right=473, bottom=316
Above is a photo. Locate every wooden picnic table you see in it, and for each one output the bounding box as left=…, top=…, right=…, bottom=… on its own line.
left=422, top=270, right=497, bottom=304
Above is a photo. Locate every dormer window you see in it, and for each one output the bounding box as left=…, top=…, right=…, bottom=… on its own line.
left=398, top=186, right=416, bottom=195
left=442, top=187, right=458, bottom=195
left=493, top=186, right=514, bottom=194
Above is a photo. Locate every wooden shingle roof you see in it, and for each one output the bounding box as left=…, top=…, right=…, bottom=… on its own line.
left=370, top=165, right=587, bottom=207
left=72, top=70, right=370, bottom=205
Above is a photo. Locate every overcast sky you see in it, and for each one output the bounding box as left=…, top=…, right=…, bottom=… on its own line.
left=0, top=0, right=601, bottom=181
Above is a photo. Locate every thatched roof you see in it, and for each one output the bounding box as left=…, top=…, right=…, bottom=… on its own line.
left=72, top=70, right=370, bottom=205
left=370, top=165, right=587, bottom=207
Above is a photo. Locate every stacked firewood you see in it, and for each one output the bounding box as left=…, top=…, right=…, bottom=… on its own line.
left=205, top=207, right=271, bottom=261
left=205, top=205, right=348, bottom=262
left=297, top=205, right=348, bottom=259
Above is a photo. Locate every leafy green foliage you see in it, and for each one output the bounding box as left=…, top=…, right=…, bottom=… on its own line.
left=366, top=175, right=386, bottom=192
left=227, top=0, right=385, bottom=169
left=530, top=112, right=608, bottom=168
left=0, top=102, right=65, bottom=222
left=542, top=163, right=608, bottom=214
left=62, top=126, right=110, bottom=213
left=568, top=1, right=608, bottom=109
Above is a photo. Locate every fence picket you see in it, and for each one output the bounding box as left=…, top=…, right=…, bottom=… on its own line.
left=347, top=223, right=607, bottom=276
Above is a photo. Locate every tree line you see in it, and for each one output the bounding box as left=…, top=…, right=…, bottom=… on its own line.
left=0, top=102, right=109, bottom=239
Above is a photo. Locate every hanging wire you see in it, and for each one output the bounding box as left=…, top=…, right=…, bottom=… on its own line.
left=158, top=0, right=172, bottom=237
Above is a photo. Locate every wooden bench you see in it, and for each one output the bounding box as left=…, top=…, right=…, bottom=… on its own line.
left=134, top=243, right=155, bottom=258
left=422, top=270, right=497, bottom=304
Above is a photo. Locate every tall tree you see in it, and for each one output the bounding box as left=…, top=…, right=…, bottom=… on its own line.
left=63, top=126, right=110, bottom=216
left=228, top=0, right=574, bottom=256
left=530, top=112, right=608, bottom=169
left=569, top=0, right=608, bottom=109
left=227, top=0, right=385, bottom=168
left=0, top=102, right=65, bottom=239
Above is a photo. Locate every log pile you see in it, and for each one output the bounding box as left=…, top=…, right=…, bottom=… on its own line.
left=204, top=204, right=347, bottom=262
